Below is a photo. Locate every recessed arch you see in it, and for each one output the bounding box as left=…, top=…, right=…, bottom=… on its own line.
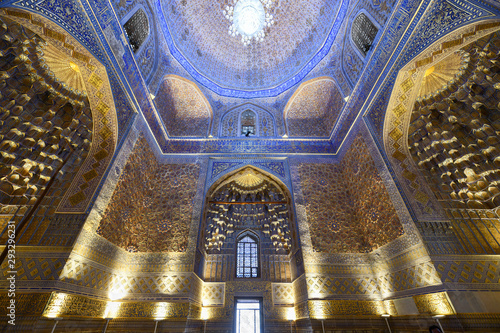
left=0, top=10, right=118, bottom=216
left=219, top=103, right=276, bottom=138
left=383, top=20, right=498, bottom=245
left=198, top=165, right=298, bottom=281
left=284, top=76, right=345, bottom=138
left=154, top=75, right=213, bottom=138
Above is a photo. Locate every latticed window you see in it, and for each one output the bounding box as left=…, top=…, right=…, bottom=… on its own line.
left=123, top=9, right=149, bottom=53
left=236, top=235, right=259, bottom=278
left=241, top=110, right=256, bottom=136
left=351, top=13, right=378, bottom=56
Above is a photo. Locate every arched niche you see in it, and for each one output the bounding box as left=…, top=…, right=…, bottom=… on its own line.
left=284, top=76, right=344, bottom=138
left=154, top=75, right=213, bottom=138
left=383, top=20, right=500, bottom=253
left=219, top=103, right=276, bottom=137
left=196, top=166, right=301, bottom=282
left=0, top=9, right=118, bottom=231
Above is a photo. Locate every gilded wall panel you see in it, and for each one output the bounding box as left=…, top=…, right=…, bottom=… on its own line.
left=0, top=292, right=50, bottom=316
left=413, top=292, right=455, bottom=315
left=297, top=135, right=403, bottom=253
left=376, top=261, right=441, bottom=295
left=42, top=292, right=190, bottom=319
left=97, top=136, right=200, bottom=253
left=307, top=275, right=380, bottom=297
left=272, top=283, right=294, bottom=305
left=308, top=299, right=396, bottom=317
left=434, top=259, right=500, bottom=284
left=202, top=282, right=225, bottom=306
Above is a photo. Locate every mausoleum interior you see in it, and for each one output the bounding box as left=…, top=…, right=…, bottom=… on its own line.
left=1, top=0, right=500, bottom=331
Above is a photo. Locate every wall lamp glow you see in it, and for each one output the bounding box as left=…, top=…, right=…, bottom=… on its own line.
left=381, top=314, right=392, bottom=333
left=286, top=307, right=296, bottom=333
left=432, top=315, right=446, bottom=333
left=50, top=317, right=62, bottom=333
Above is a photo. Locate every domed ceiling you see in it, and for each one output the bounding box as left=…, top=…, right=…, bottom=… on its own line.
left=158, top=0, right=346, bottom=96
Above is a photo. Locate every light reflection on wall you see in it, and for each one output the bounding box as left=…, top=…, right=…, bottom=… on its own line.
left=201, top=306, right=211, bottom=320
left=286, top=307, right=296, bottom=321
left=108, top=275, right=128, bottom=301
left=104, top=301, right=122, bottom=318
left=44, top=292, right=67, bottom=318
left=154, top=302, right=170, bottom=320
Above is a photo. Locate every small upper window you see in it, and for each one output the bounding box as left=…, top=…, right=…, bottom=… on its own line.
left=236, top=235, right=259, bottom=278
left=123, top=9, right=149, bottom=53
left=351, top=13, right=378, bottom=56
left=241, top=110, right=256, bottom=136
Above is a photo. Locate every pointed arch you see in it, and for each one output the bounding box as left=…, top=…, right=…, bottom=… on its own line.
left=0, top=10, right=118, bottom=220
left=154, top=75, right=213, bottom=137
left=198, top=165, right=298, bottom=282
left=283, top=76, right=345, bottom=138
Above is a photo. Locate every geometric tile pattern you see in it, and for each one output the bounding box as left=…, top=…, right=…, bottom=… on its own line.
left=60, top=259, right=193, bottom=295
left=272, top=283, right=294, bottom=305
left=202, top=282, right=225, bottom=306
left=308, top=299, right=397, bottom=317
left=307, top=276, right=380, bottom=297
left=0, top=257, right=66, bottom=281
left=435, top=260, right=500, bottom=284
left=377, top=261, right=441, bottom=295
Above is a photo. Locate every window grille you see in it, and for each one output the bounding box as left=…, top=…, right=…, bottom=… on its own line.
left=236, top=235, right=259, bottom=278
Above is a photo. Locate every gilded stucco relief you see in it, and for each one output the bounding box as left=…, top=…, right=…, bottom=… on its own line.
left=97, top=136, right=200, bottom=253
left=384, top=22, right=500, bottom=255
left=298, top=135, right=403, bottom=253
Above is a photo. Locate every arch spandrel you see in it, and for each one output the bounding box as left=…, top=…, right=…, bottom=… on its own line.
left=0, top=9, right=118, bottom=214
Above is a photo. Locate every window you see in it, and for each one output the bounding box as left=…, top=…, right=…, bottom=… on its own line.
left=241, top=110, right=256, bottom=136
left=235, top=299, right=262, bottom=333
left=351, top=13, right=378, bottom=56
left=236, top=235, right=259, bottom=278
left=123, top=9, right=149, bottom=53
